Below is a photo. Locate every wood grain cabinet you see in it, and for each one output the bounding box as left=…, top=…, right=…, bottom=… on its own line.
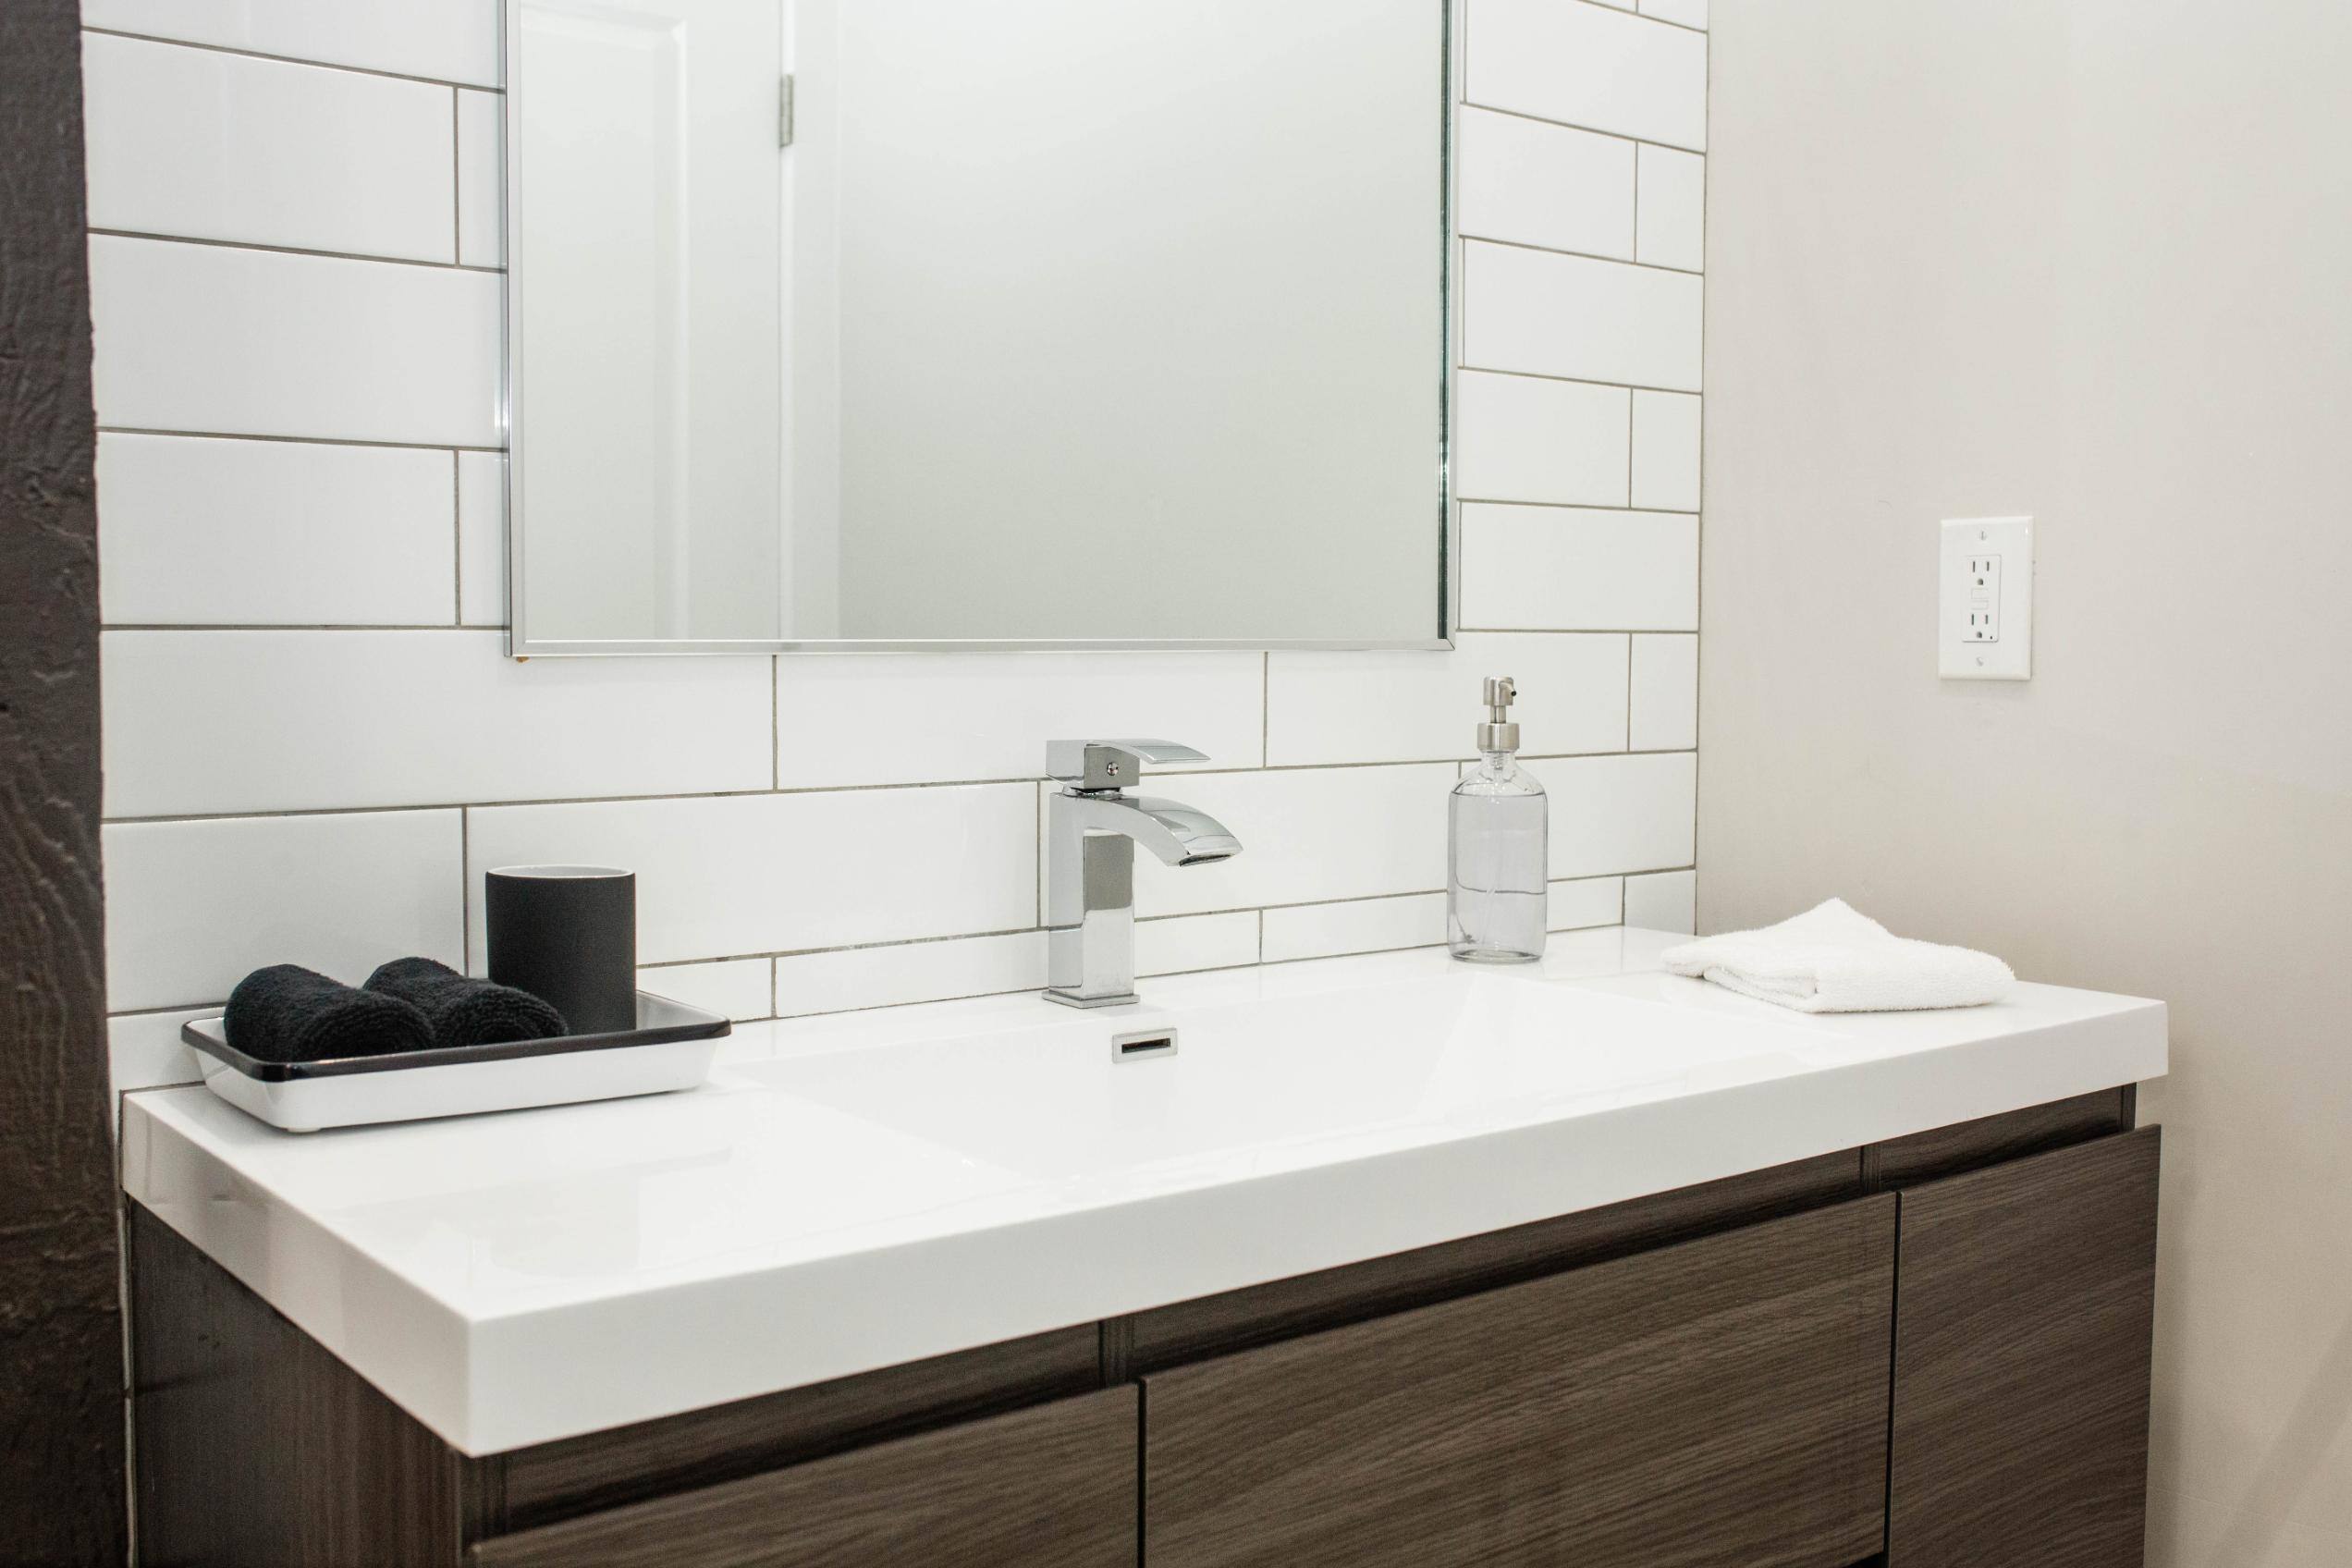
left=469, top=1387, right=1139, bottom=1568
left=1886, top=1128, right=2162, bottom=1568
left=1142, top=1196, right=1899, bottom=1568
left=129, top=1091, right=2161, bottom=1568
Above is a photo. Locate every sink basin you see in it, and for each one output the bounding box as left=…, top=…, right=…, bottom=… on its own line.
left=736, top=970, right=1823, bottom=1184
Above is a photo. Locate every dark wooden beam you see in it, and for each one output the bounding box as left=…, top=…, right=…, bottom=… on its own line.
left=0, top=0, right=125, bottom=1560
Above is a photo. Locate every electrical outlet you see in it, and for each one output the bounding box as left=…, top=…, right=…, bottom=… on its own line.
left=1940, top=517, right=2032, bottom=680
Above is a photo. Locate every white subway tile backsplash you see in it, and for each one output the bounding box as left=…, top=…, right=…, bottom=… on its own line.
left=89, top=235, right=501, bottom=446
left=1629, top=634, right=1698, bottom=751
left=639, top=959, right=773, bottom=1023
left=1635, top=144, right=1705, bottom=271
left=1639, top=0, right=1709, bottom=30
left=1454, top=372, right=1629, bottom=507
left=104, top=811, right=464, bottom=1011
left=1456, top=107, right=1634, bottom=260
left=1464, top=240, right=1702, bottom=390
left=1136, top=913, right=1260, bottom=976
left=1267, top=633, right=1626, bottom=766
left=83, top=0, right=1705, bottom=1048
left=457, top=451, right=508, bottom=626
left=1630, top=389, right=1702, bottom=512
left=1129, top=765, right=1454, bottom=917
left=1624, top=868, right=1697, bottom=933
left=1550, top=876, right=1626, bottom=930
left=103, top=631, right=772, bottom=816
left=777, top=653, right=1261, bottom=788
left=1530, top=753, right=1696, bottom=878
left=108, top=1009, right=209, bottom=1107
left=95, top=433, right=455, bottom=626
left=467, top=787, right=1038, bottom=969
left=456, top=89, right=503, bottom=268
left=775, top=933, right=1046, bottom=1018
left=1263, top=893, right=1446, bottom=963
left=1468, top=0, right=1708, bottom=150
left=1460, top=505, right=1697, bottom=631
left=82, top=35, right=455, bottom=262
left=81, top=0, right=502, bottom=88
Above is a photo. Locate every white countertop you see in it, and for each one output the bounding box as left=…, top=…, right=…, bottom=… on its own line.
left=122, top=927, right=2166, bottom=1454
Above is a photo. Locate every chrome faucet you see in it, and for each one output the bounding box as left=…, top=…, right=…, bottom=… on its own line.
left=1043, top=740, right=1242, bottom=1008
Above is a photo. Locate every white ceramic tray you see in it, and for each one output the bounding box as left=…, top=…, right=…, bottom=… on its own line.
left=181, top=990, right=729, bottom=1133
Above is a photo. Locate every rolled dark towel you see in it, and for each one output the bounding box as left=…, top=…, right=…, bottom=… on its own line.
left=363, top=957, right=569, bottom=1047
left=225, top=964, right=435, bottom=1064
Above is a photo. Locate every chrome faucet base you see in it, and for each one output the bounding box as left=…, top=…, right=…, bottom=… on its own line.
left=1041, top=987, right=1140, bottom=1010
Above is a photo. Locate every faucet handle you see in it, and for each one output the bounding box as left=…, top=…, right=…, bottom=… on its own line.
left=1046, top=738, right=1207, bottom=790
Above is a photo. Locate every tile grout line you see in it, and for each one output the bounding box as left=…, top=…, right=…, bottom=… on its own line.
left=1461, top=228, right=1701, bottom=280
left=448, top=87, right=463, bottom=266
left=98, top=426, right=506, bottom=454
left=80, top=26, right=503, bottom=93
left=90, top=227, right=504, bottom=276
left=1459, top=99, right=1704, bottom=157
left=96, top=748, right=1700, bottom=825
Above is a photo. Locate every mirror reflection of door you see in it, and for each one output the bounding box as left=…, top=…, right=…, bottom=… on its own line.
left=511, top=0, right=1444, bottom=649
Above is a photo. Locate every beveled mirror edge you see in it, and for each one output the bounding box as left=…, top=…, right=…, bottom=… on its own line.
left=502, top=0, right=1458, bottom=659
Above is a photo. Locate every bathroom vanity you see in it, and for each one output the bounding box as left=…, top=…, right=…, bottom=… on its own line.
left=123, top=930, right=2165, bottom=1567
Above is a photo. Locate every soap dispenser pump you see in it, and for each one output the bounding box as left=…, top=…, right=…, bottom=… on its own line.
left=1449, top=677, right=1548, bottom=962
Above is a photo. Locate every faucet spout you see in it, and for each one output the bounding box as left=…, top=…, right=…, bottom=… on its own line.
left=1087, top=794, right=1242, bottom=867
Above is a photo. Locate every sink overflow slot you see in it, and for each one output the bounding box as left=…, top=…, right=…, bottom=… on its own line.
left=1111, top=1029, right=1178, bottom=1062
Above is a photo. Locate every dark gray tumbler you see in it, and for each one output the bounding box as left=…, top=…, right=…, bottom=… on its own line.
left=484, top=865, right=637, bottom=1035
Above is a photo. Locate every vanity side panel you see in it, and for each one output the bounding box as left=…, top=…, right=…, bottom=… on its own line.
left=128, top=1203, right=468, bottom=1568
left=1143, top=1194, right=1896, bottom=1568
left=482, top=1321, right=1103, bottom=1535
left=1863, top=1086, right=2132, bottom=1190
left=469, top=1387, right=1138, bottom=1568
left=1129, top=1148, right=1862, bottom=1372
left=1887, top=1128, right=2161, bottom=1567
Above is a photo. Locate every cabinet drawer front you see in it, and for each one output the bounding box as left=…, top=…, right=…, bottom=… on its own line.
left=1889, top=1128, right=2161, bottom=1567
left=471, top=1386, right=1136, bottom=1568
left=1143, top=1194, right=1896, bottom=1568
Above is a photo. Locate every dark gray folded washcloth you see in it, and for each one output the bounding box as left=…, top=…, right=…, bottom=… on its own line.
left=225, top=964, right=435, bottom=1064
left=363, top=957, right=568, bottom=1047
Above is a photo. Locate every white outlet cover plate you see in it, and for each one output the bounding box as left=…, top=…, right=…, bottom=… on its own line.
left=1940, top=516, right=2033, bottom=680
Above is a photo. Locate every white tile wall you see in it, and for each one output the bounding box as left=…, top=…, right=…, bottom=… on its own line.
left=1630, top=634, right=1700, bottom=751
left=83, top=34, right=457, bottom=262
left=81, top=0, right=502, bottom=88
left=104, top=811, right=464, bottom=1011
left=455, top=90, right=502, bottom=268
left=1454, top=372, right=1629, bottom=507
left=95, top=433, right=457, bottom=625
left=1459, top=505, right=1699, bottom=631
left=638, top=959, right=773, bottom=1023
left=1639, top=0, right=1709, bottom=31
left=1631, top=389, right=1703, bottom=511
left=89, top=235, right=502, bottom=445
left=1467, top=0, right=1709, bottom=150
left=1624, top=869, right=1697, bottom=933
left=102, top=631, right=774, bottom=816
left=1464, top=240, right=1703, bottom=391
left=456, top=450, right=507, bottom=626
left=1457, top=107, right=1634, bottom=260
left=777, top=653, right=1261, bottom=788
left=466, top=787, right=1037, bottom=968
left=86, top=3, right=1702, bottom=1076
left=1266, top=634, right=1626, bottom=766
left=1635, top=144, right=1706, bottom=271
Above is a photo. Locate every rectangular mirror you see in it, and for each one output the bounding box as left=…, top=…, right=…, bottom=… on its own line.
left=507, top=0, right=1449, bottom=652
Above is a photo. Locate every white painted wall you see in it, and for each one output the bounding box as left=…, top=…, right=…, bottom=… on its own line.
left=1702, top=2, right=2352, bottom=1562
left=82, top=0, right=1707, bottom=1099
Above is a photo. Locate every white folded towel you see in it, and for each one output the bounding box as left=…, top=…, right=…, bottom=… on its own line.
left=1660, top=899, right=2015, bottom=1013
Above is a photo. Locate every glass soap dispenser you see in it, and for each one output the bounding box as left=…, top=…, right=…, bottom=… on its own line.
left=1449, top=676, right=1548, bottom=962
